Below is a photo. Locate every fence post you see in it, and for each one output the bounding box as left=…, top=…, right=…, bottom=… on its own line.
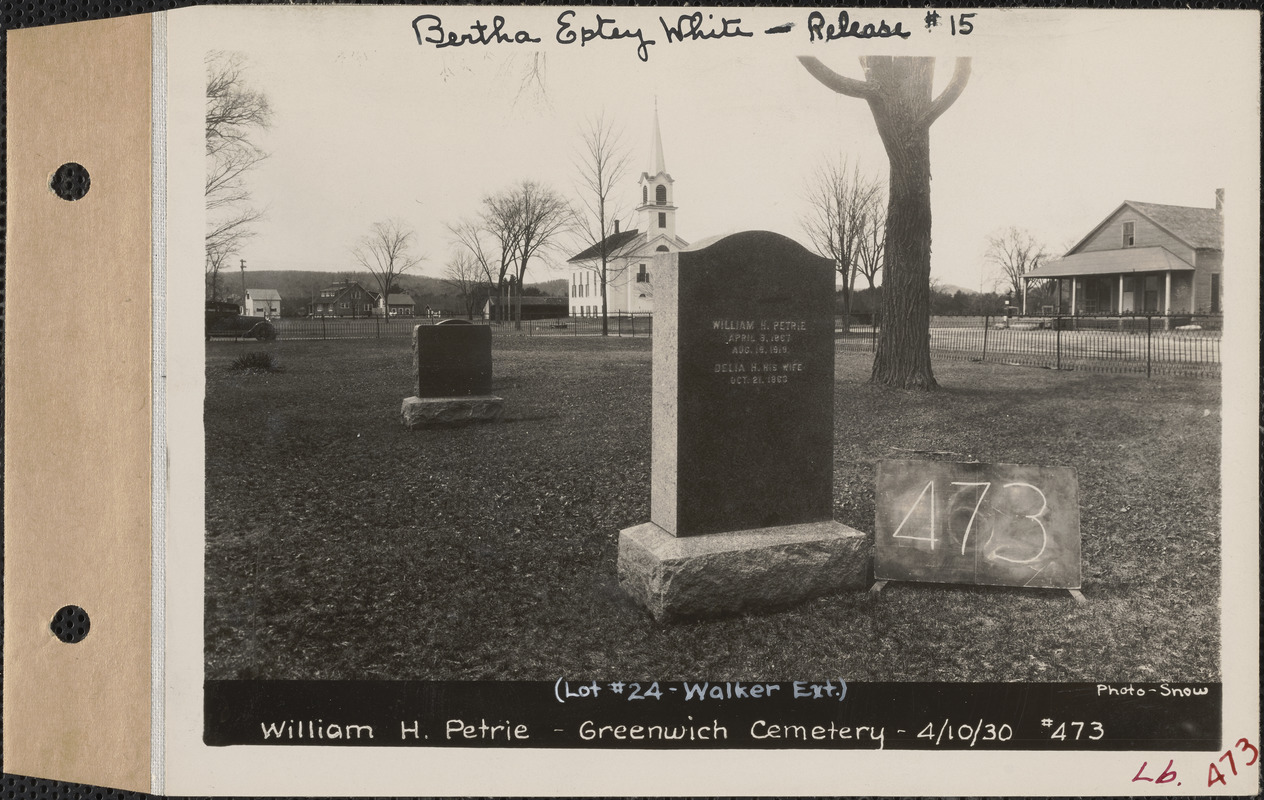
left=322, top=317, right=326, bottom=341
left=1055, top=316, right=1062, bottom=370
left=982, top=314, right=990, bottom=362
left=1146, top=314, right=1152, bottom=379
left=376, top=319, right=380, bottom=339
left=631, top=313, right=636, bottom=337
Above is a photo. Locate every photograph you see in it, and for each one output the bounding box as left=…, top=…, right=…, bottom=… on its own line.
left=198, top=7, right=1233, bottom=688
left=2, top=4, right=1255, bottom=796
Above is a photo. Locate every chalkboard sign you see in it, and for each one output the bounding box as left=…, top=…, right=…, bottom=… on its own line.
left=874, top=460, right=1081, bottom=591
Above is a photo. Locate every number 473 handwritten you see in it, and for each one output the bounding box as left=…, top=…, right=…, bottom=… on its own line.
left=892, top=480, right=1049, bottom=563
left=1131, top=737, right=1258, bottom=788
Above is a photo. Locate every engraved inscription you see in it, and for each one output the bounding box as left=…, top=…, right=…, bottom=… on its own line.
left=711, top=319, right=807, bottom=386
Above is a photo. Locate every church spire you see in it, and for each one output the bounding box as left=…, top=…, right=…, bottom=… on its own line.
left=650, top=101, right=666, bottom=176
left=638, top=101, right=677, bottom=244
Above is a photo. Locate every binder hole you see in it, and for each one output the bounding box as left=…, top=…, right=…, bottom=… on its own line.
left=50, top=162, right=90, bottom=201
left=50, top=605, right=90, bottom=643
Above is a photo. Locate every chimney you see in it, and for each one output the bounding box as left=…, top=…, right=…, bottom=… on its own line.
left=613, top=220, right=620, bottom=234
left=1215, top=188, right=1224, bottom=214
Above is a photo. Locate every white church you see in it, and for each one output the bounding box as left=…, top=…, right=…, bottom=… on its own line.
left=567, top=109, right=689, bottom=317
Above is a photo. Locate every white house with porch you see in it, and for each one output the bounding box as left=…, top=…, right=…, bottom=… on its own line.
left=1022, top=191, right=1224, bottom=318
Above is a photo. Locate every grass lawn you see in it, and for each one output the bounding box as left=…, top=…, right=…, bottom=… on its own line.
left=204, top=335, right=1220, bottom=682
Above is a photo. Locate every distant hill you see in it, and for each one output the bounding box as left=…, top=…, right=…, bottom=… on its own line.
left=225, top=270, right=567, bottom=316
left=534, top=278, right=567, bottom=298
left=938, top=283, right=979, bottom=295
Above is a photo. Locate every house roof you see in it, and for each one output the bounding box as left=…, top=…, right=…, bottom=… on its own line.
left=246, top=288, right=281, bottom=301
left=320, top=280, right=369, bottom=296
left=568, top=229, right=643, bottom=262
left=1068, top=200, right=1222, bottom=255
left=386, top=294, right=414, bottom=305
left=1026, top=246, right=1195, bottom=280
left=1126, top=201, right=1222, bottom=249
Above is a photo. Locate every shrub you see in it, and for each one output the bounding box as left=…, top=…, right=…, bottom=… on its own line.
left=229, top=351, right=284, bottom=373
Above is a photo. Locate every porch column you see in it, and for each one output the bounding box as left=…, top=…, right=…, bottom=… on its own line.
left=1021, top=277, right=1028, bottom=314
left=1164, top=271, right=1171, bottom=315
left=1118, top=274, right=1124, bottom=313
left=1190, top=270, right=1197, bottom=312
left=1070, top=278, right=1077, bottom=316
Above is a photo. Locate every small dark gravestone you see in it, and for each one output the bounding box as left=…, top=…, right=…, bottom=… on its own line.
left=413, top=324, right=492, bottom=397
left=401, top=324, right=502, bottom=427
left=618, top=231, right=867, bottom=621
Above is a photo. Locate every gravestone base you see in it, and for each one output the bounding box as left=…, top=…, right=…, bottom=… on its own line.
left=401, top=395, right=503, bottom=428
left=618, top=520, right=867, bottom=623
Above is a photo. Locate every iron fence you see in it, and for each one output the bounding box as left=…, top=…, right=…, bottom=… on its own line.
left=519, top=312, right=654, bottom=337
left=269, top=316, right=460, bottom=340
left=835, top=314, right=1222, bottom=378
left=267, top=313, right=654, bottom=340
left=264, top=312, right=1219, bottom=378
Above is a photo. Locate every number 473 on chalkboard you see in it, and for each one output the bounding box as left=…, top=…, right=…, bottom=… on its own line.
left=872, top=460, right=1084, bottom=602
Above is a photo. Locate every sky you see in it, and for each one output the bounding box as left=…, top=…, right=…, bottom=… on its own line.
left=185, top=6, right=1258, bottom=293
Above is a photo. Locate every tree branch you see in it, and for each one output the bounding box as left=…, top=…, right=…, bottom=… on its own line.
left=921, top=57, right=972, bottom=127
left=796, top=56, right=879, bottom=100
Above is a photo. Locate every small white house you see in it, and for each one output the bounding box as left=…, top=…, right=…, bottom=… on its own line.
left=384, top=293, right=416, bottom=317
left=244, top=288, right=281, bottom=318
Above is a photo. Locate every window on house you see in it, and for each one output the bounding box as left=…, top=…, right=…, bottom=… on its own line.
left=642, top=186, right=648, bottom=204
left=1122, top=221, right=1135, bottom=247
left=655, top=185, right=667, bottom=205
left=656, top=245, right=669, bottom=252
left=636, top=264, right=648, bottom=283
left=658, top=212, right=666, bottom=228
left=1211, top=273, right=1220, bottom=313
left=341, top=302, right=349, bottom=309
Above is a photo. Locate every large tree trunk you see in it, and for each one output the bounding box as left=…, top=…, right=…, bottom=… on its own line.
left=867, top=58, right=937, bottom=390
left=600, top=257, right=609, bottom=336
left=798, top=55, right=969, bottom=391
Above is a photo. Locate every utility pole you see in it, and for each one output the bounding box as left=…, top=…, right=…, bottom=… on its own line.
left=239, top=258, right=247, bottom=313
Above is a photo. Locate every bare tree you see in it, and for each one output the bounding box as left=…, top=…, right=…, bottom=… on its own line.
left=487, top=180, right=572, bottom=329
left=205, top=51, right=271, bottom=302
left=442, top=250, right=483, bottom=320
left=855, top=198, right=886, bottom=292
left=801, top=157, right=882, bottom=332
left=448, top=205, right=520, bottom=325
left=572, top=112, right=632, bottom=335
left=351, top=219, right=424, bottom=322
left=800, top=55, right=971, bottom=390
left=985, top=226, right=1048, bottom=302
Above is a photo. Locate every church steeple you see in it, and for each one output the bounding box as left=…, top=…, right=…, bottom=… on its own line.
left=638, top=102, right=677, bottom=243
left=650, top=104, right=667, bottom=176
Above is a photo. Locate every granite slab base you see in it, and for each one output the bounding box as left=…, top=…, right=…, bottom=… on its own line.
left=618, top=520, right=867, bottom=622
left=401, top=395, right=503, bottom=428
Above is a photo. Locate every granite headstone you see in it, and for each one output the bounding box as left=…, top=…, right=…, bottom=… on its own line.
left=413, top=324, right=493, bottom=398
left=619, top=231, right=866, bottom=621
left=652, top=230, right=836, bottom=536
left=401, top=324, right=501, bottom=427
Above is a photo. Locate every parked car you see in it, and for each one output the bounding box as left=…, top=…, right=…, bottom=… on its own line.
left=206, top=300, right=277, bottom=341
